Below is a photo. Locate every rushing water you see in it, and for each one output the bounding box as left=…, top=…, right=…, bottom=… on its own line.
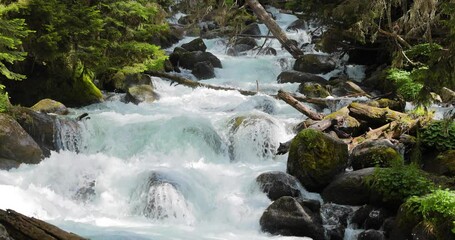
left=0, top=9, right=365, bottom=240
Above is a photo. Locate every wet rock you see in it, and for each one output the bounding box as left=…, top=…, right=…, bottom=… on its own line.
left=233, top=44, right=255, bottom=53
left=0, top=223, right=13, bottom=240
left=0, top=113, right=42, bottom=166
left=0, top=157, right=21, bottom=170
left=0, top=209, right=86, bottom=240
left=181, top=38, right=207, bottom=52
left=287, top=129, right=348, bottom=192
left=260, top=47, right=277, bottom=56
left=298, top=82, right=330, bottom=98
left=74, top=181, right=96, bottom=203
left=31, top=98, right=69, bottom=115
left=287, top=19, right=308, bottom=31
left=351, top=205, right=375, bottom=228
left=293, top=54, right=336, bottom=74
left=357, top=229, right=386, bottom=240
left=277, top=70, right=327, bottom=85
left=321, top=168, right=374, bottom=205
left=259, top=196, right=325, bottom=240
left=255, top=171, right=301, bottom=200
left=111, top=73, right=151, bottom=92
left=179, top=51, right=222, bottom=70
left=125, top=84, right=159, bottom=104
left=350, top=139, right=403, bottom=170
left=364, top=208, right=392, bottom=230
left=240, top=23, right=261, bottom=36
left=192, top=61, right=215, bottom=79
left=233, top=37, right=257, bottom=53
left=321, top=203, right=353, bottom=227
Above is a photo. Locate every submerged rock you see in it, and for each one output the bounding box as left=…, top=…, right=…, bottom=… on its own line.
left=192, top=61, right=215, bottom=79
left=286, top=19, right=308, bottom=31
left=321, top=168, right=374, bottom=205
left=179, top=51, right=222, bottom=70
left=259, top=196, right=324, bottom=240
left=0, top=113, right=42, bottom=167
left=350, top=139, right=402, bottom=170
left=255, top=171, right=301, bottom=200
left=31, top=98, right=69, bottom=115
left=287, top=129, right=348, bottom=192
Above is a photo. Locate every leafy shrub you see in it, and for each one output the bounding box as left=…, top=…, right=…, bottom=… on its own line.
left=421, top=120, right=455, bottom=152
left=405, top=189, right=455, bottom=236
left=405, top=43, right=443, bottom=64
left=0, top=85, right=10, bottom=113
left=366, top=162, right=434, bottom=203
left=387, top=68, right=423, bottom=102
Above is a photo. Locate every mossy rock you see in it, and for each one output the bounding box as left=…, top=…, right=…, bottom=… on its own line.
left=298, top=82, right=330, bottom=98
left=367, top=98, right=405, bottom=112
left=31, top=99, right=69, bottom=115
left=424, top=150, right=455, bottom=177
left=350, top=139, right=403, bottom=170
left=324, top=107, right=362, bottom=136
left=125, top=84, right=159, bottom=104
left=287, top=129, right=348, bottom=192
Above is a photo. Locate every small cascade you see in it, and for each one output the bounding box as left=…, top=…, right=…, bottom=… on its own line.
left=54, top=118, right=82, bottom=152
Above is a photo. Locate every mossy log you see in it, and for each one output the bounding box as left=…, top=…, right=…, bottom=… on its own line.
left=348, top=102, right=410, bottom=127
left=245, top=0, right=303, bottom=59
left=277, top=90, right=324, bottom=120
left=0, top=209, right=86, bottom=240
left=146, top=71, right=257, bottom=96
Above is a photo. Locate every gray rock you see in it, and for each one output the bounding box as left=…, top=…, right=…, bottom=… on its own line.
left=0, top=113, right=42, bottom=166
left=277, top=70, right=327, bottom=85
left=321, top=168, right=375, bottom=205
left=255, top=171, right=301, bottom=200
left=192, top=61, right=215, bottom=79
left=0, top=223, right=13, bottom=240
left=181, top=38, right=207, bottom=52
left=259, top=196, right=325, bottom=240
left=179, top=51, right=222, bottom=70
left=125, top=84, right=159, bottom=104
left=293, top=54, right=336, bottom=74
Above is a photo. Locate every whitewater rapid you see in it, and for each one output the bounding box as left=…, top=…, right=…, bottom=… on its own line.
left=0, top=9, right=364, bottom=240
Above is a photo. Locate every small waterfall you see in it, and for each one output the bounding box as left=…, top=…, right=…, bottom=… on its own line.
left=54, top=118, right=82, bottom=152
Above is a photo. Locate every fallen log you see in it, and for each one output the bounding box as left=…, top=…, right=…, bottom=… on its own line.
left=348, top=102, right=409, bottom=127
left=146, top=71, right=258, bottom=96
left=245, top=0, right=303, bottom=59
left=0, top=209, right=86, bottom=240
left=277, top=90, right=324, bottom=120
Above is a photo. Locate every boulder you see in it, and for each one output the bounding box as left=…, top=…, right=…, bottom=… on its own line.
left=255, top=171, right=301, bottom=200
left=321, top=203, right=353, bottom=240
left=240, top=23, right=261, bottom=36
left=277, top=70, right=327, bottom=85
left=233, top=37, right=257, bottom=53
left=364, top=208, right=392, bottom=230
left=287, top=129, right=348, bottom=192
left=192, top=61, right=215, bottom=79
left=350, top=139, right=403, bottom=170
left=179, top=51, right=222, bottom=70
left=323, top=107, right=362, bottom=136
left=321, top=168, right=374, bottom=205
left=286, top=19, right=308, bottom=31
left=298, top=82, right=330, bottom=98
left=31, top=99, right=69, bottom=115
left=181, top=38, right=207, bottom=52
left=0, top=113, right=42, bottom=165
left=424, top=150, right=455, bottom=177
left=351, top=205, right=375, bottom=228
left=357, top=230, right=386, bottom=240
left=440, top=87, right=455, bottom=103
left=293, top=54, right=336, bottom=74
left=0, top=223, right=12, bottom=240
left=125, top=84, right=158, bottom=104
left=0, top=157, right=21, bottom=170
left=111, top=73, right=151, bottom=92
left=259, top=196, right=324, bottom=240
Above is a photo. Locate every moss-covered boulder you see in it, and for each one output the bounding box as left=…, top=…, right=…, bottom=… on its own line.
left=287, top=129, right=348, bottom=192
left=259, top=196, right=325, bottom=239
left=110, top=73, right=151, bottom=92
left=350, top=139, right=403, bottom=170
left=125, top=84, right=159, bottom=105
left=293, top=54, right=336, bottom=74
left=31, top=99, right=69, bottom=115
left=323, top=107, right=362, bottom=136
left=0, top=113, right=43, bottom=166
left=298, top=82, right=330, bottom=98
left=321, top=168, right=374, bottom=205
left=424, top=150, right=455, bottom=177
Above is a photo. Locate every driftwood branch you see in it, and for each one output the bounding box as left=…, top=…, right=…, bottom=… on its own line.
left=245, top=0, right=303, bottom=58
left=146, top=71, right=258, bottom=96
left=277, top=90, right=324, bottom=120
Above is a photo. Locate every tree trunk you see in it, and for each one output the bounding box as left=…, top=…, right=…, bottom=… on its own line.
left=245, top=0, right=303, bottom=59
left=0, top=209, right=86, bottom=240
left=277, top=90, right=324, bottom=120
